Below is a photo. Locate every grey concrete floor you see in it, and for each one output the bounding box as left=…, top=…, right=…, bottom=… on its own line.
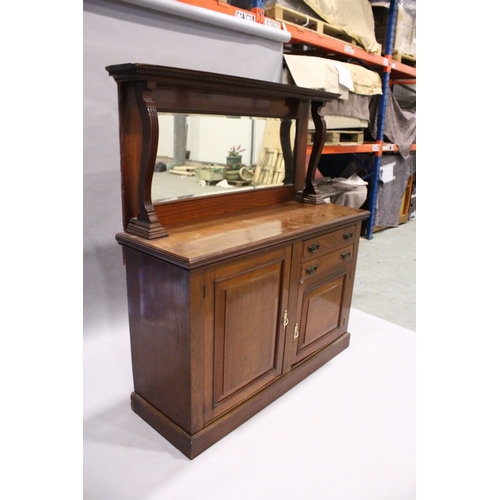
left=352, top=218, right=416, bottom=331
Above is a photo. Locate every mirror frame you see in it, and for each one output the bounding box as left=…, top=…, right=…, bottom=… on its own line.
left=107, top=63, right=339, bottom=239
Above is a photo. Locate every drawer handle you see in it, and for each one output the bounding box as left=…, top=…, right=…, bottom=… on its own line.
left=308, top=243, right=320, bottom=253
left=343, top=232, right=354, bottom=240
left=341, top=251, right=351, bottom=260
left=306, top=265, right=318, bottom=275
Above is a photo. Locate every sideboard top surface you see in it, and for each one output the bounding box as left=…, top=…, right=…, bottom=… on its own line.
left=116, top=201, right=369, bottom=269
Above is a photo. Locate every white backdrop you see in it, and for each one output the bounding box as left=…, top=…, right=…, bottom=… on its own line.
left=83, top=0, right=285, bottom=336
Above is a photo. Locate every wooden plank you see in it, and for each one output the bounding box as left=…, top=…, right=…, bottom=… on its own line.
left=398, top=174, right=414, bottom=223
left=308, top=129, right=364, bottom=146
left=392, top=51, right=416, bottom=68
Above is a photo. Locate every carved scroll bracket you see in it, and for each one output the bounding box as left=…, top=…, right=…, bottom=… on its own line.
left=280, top=118, right=294, bottom=185
left=127, top=80, right=168, bottom=239
left=294, top=100, right=326, bottom=205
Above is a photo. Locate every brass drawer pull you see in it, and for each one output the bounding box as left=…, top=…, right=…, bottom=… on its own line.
left=341, top=251, right=351, bottom=260
left=306, top=265, right=318, bottom=275
left=343, top=232, right=354, bottom=240
left=307, top=243, right=320, bottom=253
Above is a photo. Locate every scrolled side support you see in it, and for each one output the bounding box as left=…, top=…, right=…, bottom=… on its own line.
left=127, top=80, right=168, bottom=239
left=295, top=100, right=326, bottom=205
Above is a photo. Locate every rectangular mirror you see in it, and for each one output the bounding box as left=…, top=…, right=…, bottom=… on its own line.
left=152, top=114, right=296, bottom=204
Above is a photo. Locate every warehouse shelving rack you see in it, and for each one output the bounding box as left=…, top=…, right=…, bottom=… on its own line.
left=177, top=0, right=416, bottom=238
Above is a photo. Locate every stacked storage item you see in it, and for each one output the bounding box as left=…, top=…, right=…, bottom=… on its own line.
left=371, top=0, right=416, bottom=63
left=300, top=0, right=381, bottom=54
left=232, top=0, right=382, bottom=54
left=283, top=54, right=381, bottom=143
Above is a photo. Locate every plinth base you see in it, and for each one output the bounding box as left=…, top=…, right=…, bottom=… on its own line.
left=294, top=191, right=325, bottom=205
left=130, top=332, right=350, bottom=459
left=126, top=218, right=168, bottom=239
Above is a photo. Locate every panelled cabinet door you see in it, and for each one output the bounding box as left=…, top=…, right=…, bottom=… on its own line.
left=203, top=246, right=292, bottom=422
left=284, top=234, right=355, bottom=370
left=289, top=266, right=350, bottom=367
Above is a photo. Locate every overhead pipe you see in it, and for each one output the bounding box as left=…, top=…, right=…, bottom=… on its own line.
left=118, top=0, right=291, bottom=43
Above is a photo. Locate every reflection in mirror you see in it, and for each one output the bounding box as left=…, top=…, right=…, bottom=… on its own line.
left=152, top=114, right=296, bottom=204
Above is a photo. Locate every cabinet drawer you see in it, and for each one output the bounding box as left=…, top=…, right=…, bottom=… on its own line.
left=300, top=245, right=354, bottom=280
left=301, top=225, right=356, bottom=261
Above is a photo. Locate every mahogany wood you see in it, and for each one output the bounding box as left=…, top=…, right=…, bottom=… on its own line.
left=108, top=64, right=370, bottom=458
left=116, top=202, right=369, bottom=270
left=107, top=63, right=339, bottom=235
left=119, top=203, right=367, bottom=457
left=124, top=248, right=202, bottom=434
left=293, top=269, right=347, bottom=365
left=295, top=100, right=326, bottom=204
left=280, top=119, right=295, bottom=185
left=131, top=330, right=351, bottom=459
left=301, top=224, right=357, bottom=259
left=205, top=247, right=291, bottom=421
left=154, top=186, right=295, bottom=229
left=299, top=244, right=354, bottom=279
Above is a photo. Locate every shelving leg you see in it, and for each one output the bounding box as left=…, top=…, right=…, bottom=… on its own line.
left=251, top=0, right=264, bottom=23
left=365, top=0, right=398, bottom=240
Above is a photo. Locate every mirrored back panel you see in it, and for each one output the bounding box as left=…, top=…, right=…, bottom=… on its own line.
left=153, top=114, right=296, bottom=204
left=107, top=63, right=339, bottom=236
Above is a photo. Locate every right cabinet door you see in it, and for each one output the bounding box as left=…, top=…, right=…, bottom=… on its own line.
left=285, top=225, right=358, bottom=369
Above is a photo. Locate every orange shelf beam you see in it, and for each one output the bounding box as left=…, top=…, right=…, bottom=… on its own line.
left=175, top=1, right=416, bottom=79
left=307, top=142, right=416, bottom=155
left=285, top=25, right=416, bottom=79
left=176, top=0, right=271, bottom=26
left=177, top=0, right=240, bottom=17
left=390, top=79, right=416, bottom=87
left=285, top=24, right=386, bottom=68
left=389, top=60, right=416, bottom=79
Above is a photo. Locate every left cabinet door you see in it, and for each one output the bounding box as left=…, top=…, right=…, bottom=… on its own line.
left=203, top=246, right=292, bottom=422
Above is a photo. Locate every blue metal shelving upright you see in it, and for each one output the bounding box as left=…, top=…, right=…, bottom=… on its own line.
left=365, top=0, right=399, bottom=239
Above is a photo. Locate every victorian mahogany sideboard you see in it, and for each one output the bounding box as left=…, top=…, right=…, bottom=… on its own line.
left=107, top=63, right=369, bottom=459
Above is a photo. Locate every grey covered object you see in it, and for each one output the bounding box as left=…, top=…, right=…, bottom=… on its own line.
left=369, top=87, right=416, bottom=159
left=374, top=154, right=416, bottom=227
left=316, top=174, right=368, bottom=209
left=341, top=153, right=416, bottom=227
left=321, top=92, right=372, bottom=121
